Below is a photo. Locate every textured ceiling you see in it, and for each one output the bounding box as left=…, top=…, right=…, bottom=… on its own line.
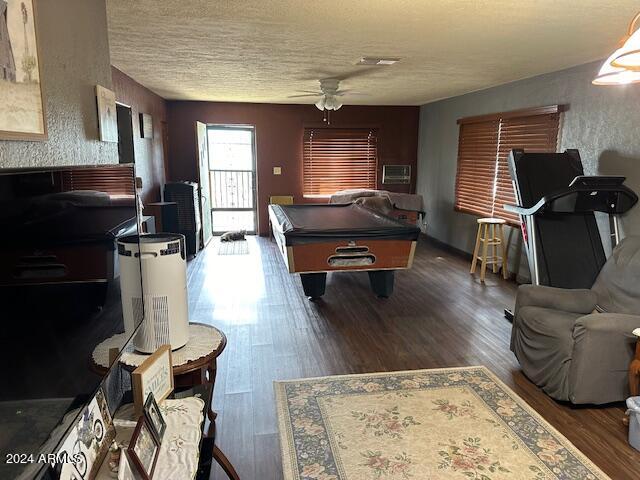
left=106, top=0, right=639, bottom=105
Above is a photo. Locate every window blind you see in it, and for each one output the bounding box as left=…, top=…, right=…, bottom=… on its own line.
left=455, top=107, right=561, bottom=225
left=454, top=120, right=500, bottom=218
left=59, top=165, right=136, bottom=196
left=303, top=128, right=378, bottom=196
left=494, top=113, right=561, bottom=223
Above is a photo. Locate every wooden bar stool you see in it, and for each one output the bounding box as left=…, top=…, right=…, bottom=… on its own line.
left=470, top=218, right=508, bottom=282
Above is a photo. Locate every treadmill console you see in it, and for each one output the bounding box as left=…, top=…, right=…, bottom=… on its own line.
left=569, top=175, right=626, bottom=188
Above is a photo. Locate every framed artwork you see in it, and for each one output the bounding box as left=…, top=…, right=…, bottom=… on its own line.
left=143, top=392, right=166, bottom=444
left=94, top=386, right=112, bottom=426
left=55, top=390, right=115, bottom=480
left=139, top=112, right=153, bottom=139
left=128, top=416, right=160, bottom=480
left=0, top=0, right=47, bottom=141
left=96, top=85, right=118, bottom=142
left=132, top=344, right=174, bottom=415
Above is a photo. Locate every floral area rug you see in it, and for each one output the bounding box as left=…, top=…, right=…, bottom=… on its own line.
left=275, top=366, right=609, bottom=480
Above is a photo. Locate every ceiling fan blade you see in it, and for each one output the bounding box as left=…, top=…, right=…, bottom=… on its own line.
left=287, top=94, right=321, bottom=98
left=336, top=90, right=368, bottom=96
left=299, top=66, right=378, bottom=83
left=334, top=67, right=379, bottom=81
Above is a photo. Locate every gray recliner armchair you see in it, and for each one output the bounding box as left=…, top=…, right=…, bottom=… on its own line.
left=511, top=236, right=640, bottom=404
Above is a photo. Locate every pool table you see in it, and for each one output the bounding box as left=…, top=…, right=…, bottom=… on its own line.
left=268, top=203, right=420, bottom=298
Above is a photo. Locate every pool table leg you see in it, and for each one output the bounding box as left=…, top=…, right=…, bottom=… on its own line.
left=300, top=272, right=327, bottom=299
left=368, top=270, right=394, bottom=298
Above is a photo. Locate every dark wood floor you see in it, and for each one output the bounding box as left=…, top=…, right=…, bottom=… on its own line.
left=187, top=236, right=638, bottom=480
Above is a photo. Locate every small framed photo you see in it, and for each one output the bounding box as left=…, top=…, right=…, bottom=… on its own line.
left=117, top=450, right=137, bottom=480
left=128, top=416, right=160, bottom=480
left=132, top=344, right=174, bottom=415
left=139, top=113, right=153, bottom=139
left=143, top=392, right=166, bottom=444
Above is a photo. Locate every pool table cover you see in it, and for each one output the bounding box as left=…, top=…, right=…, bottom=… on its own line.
left=268, top=203, right=420, bottom=245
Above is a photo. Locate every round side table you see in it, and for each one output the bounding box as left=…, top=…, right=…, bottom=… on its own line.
left=91, top=323, right=239, bottom=479
left=91, top=322, right=227, bottom=421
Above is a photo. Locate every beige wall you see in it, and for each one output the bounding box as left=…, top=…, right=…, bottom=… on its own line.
left=0, top=0, right=117, bottom=168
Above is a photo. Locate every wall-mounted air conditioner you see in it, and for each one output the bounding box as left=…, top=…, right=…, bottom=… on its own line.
left=382, top=165, right=411, bottom=185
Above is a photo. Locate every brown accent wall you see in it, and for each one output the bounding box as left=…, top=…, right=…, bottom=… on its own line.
left=166, top=102, right=419, bottom=235
left=111, top=67, right=167, bottom=204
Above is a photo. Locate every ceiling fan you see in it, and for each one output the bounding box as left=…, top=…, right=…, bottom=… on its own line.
left=288, top=78, right=365, bottom=111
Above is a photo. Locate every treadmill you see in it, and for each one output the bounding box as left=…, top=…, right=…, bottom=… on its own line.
left=504, top=149, right=638, bottom=291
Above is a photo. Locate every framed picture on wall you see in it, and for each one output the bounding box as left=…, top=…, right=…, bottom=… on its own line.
left=139, top=112, right=153, bottom=139
left=96, top=85, right=118, bottom=142
left=0, top=0, right=47, bottom=141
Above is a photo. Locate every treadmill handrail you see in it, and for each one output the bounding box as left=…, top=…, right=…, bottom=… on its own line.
left=503, top=180, right=638, bottom=217
left=503, top=202, right=536, bottom=216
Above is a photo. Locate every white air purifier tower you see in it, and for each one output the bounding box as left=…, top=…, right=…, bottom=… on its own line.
left=118, top=234, right=190, bottom=353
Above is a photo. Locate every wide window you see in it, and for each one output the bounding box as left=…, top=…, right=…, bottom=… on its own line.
left=455, top=106, right=561, bottom=225
left=303, top=128, right=378, bottom=197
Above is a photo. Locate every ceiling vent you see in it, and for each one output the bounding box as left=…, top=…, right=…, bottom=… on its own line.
left=356, top=57, right=401, bottom=66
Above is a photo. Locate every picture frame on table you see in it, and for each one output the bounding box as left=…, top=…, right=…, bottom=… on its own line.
left=127, top=416, right=160, bottom=480
left=117, top=449, right=138, bottom=480
left=143, top=392, right=166, bottom=444
left=132, top=344, right=174, bottom=415
left=55, top=387, right=115, bottom=480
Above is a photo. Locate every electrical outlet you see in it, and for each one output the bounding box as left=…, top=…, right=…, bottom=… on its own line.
left=273, top=166, right=282, bottom=175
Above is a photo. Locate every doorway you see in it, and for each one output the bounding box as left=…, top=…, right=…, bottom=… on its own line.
left=207, top=126, right=257, bottom=234
left=116, top=103, right=134, bottom=164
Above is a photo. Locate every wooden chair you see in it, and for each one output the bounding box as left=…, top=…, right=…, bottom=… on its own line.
left=269, top=195, right=294, bottom=205
left=470, top=218, right=508, bottom=282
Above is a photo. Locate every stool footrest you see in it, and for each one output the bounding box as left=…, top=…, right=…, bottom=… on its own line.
left=479, top=240, right=502, bottom=245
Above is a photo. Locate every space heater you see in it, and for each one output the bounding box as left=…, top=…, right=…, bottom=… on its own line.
left=118, top=234, right=190, bottom=353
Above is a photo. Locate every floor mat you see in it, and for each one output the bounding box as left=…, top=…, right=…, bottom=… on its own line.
left=218, top=240, right=249, bottom=255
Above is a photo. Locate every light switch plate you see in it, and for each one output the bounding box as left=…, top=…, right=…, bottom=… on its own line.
left=273, top=166, right=282, bottom=175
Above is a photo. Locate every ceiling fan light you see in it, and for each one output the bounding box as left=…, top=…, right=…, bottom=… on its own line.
left=315, top=96, right=326, bottom=110
left=593, top=69, right=640, bottom=85
left=334, top=99, right=343, bottom=110
left=593, top=47, right=640, bottom=85
left=611, top=29, right=640, bottom=70
left=324, top=95, right=336, bottom=110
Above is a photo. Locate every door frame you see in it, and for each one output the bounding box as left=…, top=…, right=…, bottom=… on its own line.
left=206, top=124, right=258, bottom=235
left=115, top=101, right=135, bottom=165
left=195, top=121, right=213, bottom=248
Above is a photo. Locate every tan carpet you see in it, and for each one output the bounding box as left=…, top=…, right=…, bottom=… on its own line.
left=275, top=366, right=609, bottom=480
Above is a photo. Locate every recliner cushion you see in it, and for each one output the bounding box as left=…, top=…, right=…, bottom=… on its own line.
left=512, top=306, right=582, bottom=401
left=591, top=236, right=640, bottom=314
